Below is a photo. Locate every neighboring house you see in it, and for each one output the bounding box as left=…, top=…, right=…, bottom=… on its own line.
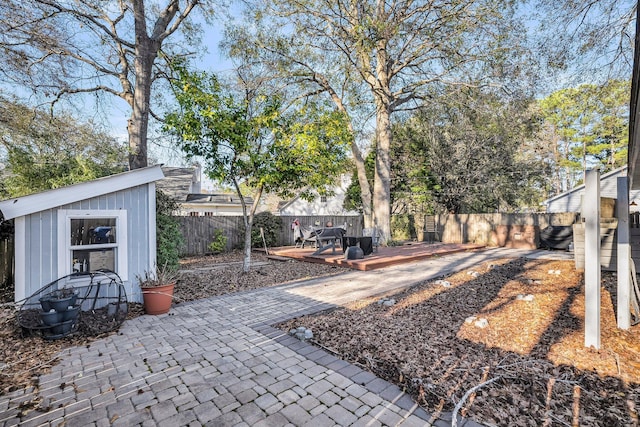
left=156, top=165, right=201, bottom=201
left=543, top=166, right=640, bottom=213
left=278, top=175, right=360, bottom=216
left=180, top=193, right=253, bottom=216
left=157, top=165, right=250, bottom=216
left=0, top=165, right=165, bottom=303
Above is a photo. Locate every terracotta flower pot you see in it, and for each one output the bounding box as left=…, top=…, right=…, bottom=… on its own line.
left=141, top=283, right=175, bottom=315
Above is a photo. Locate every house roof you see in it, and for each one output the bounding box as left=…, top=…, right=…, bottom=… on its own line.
left=156, top=167, right=198, bottom=201
left=542, top=165, right=627, bottom=206
left=0, top=165, right=164, bottom=220
left=185, top=193, right=253, bottom=206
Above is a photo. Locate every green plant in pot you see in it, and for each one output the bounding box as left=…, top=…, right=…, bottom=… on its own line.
left=137, top=264, right=177, bottom=315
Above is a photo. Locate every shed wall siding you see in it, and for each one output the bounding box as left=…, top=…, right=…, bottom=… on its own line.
left=22, top=184, right=151, bottom=302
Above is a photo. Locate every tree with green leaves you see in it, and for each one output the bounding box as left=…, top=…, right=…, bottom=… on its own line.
left=539, top=80, right=629, bottom=195
left=164, top=63, right=350, bottom=271
left=0, top=0, right=216, bottom=170
left=0, top=97, right=127, bottom=198
left=224, top=0, right=526, bottom=242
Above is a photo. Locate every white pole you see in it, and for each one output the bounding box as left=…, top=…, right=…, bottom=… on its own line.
left=584, top=168, right=601, bottom=349
left=617, top=176, right=631, bottom=329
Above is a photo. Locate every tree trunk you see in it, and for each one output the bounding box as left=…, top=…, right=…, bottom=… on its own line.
left=128, top=40, right=156, bottom=169
left=314, top=73, right=373, bottom=227
left=373, top=104, right=392, bottom=243
left=243, top=217, right=252, bottom=273
left=352, top=139, right=374, bottom=227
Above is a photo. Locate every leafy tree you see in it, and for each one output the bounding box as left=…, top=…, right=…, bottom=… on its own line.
left=392, top=88, right=547, bottom=214
left=0, top=0, right=216, bottom=169
left=225, top=0, right=526, bottom=242
left=164, top=63, right=350, bottom=272
left=0, top=97, right=127, bottom=197
left=539, top=80, right=629, bottom=195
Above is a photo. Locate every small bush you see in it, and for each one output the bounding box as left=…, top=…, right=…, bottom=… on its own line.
left=156, top=190, right=184, bottom=272
left=250, top=212, right=282, bottom=248
left=208, top=229, right=227, bottom=254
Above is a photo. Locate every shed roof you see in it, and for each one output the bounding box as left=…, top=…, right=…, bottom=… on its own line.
left=0, top=165, right=164, bottom=220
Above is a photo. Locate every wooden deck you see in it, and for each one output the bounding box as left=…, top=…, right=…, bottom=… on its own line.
left=266, top=242, right=486, bottom=271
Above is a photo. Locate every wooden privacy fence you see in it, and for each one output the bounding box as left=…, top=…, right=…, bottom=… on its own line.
left=177, top=212, right=581, bottom=256
left=428, top=212, right=580, bottom=245
left=177, top=215, right=363, bottom=256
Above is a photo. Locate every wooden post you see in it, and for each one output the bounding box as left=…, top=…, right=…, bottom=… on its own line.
left=584, top=168, right=601, bottom=349
left=617, top=176, right=631, bottom=330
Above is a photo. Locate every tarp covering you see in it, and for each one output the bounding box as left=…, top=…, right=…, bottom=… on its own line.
left=539, top=225, right=573, bottom=250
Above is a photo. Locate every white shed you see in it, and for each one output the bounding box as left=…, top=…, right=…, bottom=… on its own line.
left=0, top=165, right=164, bottom=303
left=543, top=166, right=640, bottom=213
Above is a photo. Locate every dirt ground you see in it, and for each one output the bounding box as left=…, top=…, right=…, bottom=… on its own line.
left=1, top=251, right=639, bottom=426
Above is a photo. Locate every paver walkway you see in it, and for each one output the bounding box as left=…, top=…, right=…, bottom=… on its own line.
left=0, top=248, right=572, bottom=427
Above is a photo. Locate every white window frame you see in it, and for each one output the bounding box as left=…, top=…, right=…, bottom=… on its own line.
left=57, top=209, right=128, bottom=282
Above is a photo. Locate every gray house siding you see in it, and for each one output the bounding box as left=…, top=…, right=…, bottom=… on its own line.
left=545, top=167, right=640, bottom=213
left=21, top=184, right=151, bottom=302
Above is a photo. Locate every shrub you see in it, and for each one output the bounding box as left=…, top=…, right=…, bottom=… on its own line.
left=156, top=190, right=184, bottom=272
left=250, top=212, right=282, bottom=248
left=208, top=229, right=227, bottom=254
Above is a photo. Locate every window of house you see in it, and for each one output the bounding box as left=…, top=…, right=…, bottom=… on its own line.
left=58, top=210, right=128, bottom=281
left=320, top=196, right=327, bottom=203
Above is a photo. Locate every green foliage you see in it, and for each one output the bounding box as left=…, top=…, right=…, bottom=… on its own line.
left=164, top=62, right=351, bottom=200
left=163, top=61, right=351, bottom=269
left=393, top=87, right=546, bottom=214
left=0, top=97, right=127, bottom=197
left=539, top=80, right=629, bottom=194
left=249, top=212, right=282, bottom=248
left=390, top=215, right=417, bottom=241
left=208, top=229, right=227, bottom=254
left=156, top=190, right=184, bottom=272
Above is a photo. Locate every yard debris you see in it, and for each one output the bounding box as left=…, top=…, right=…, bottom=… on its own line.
left=377, top=297, right=396, bottom=307
left=473, top=318, right=489, bottom=328
left=516, top=294, right=535, bottom=302
left=289, top=326, right=314, bottom=341
left=435, top=279, right=451, bottom=288
left=465, top=316, right=477, bottom=324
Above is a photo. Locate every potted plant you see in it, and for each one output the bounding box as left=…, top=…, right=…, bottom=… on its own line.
left=137, top=264, right=177, bottom=315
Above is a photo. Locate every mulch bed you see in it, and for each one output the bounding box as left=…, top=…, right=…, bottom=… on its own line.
left=278, top=258, right=640, bottom=426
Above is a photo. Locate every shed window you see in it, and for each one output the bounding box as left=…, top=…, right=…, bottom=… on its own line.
left=58, top=210, right=128, bottom=281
